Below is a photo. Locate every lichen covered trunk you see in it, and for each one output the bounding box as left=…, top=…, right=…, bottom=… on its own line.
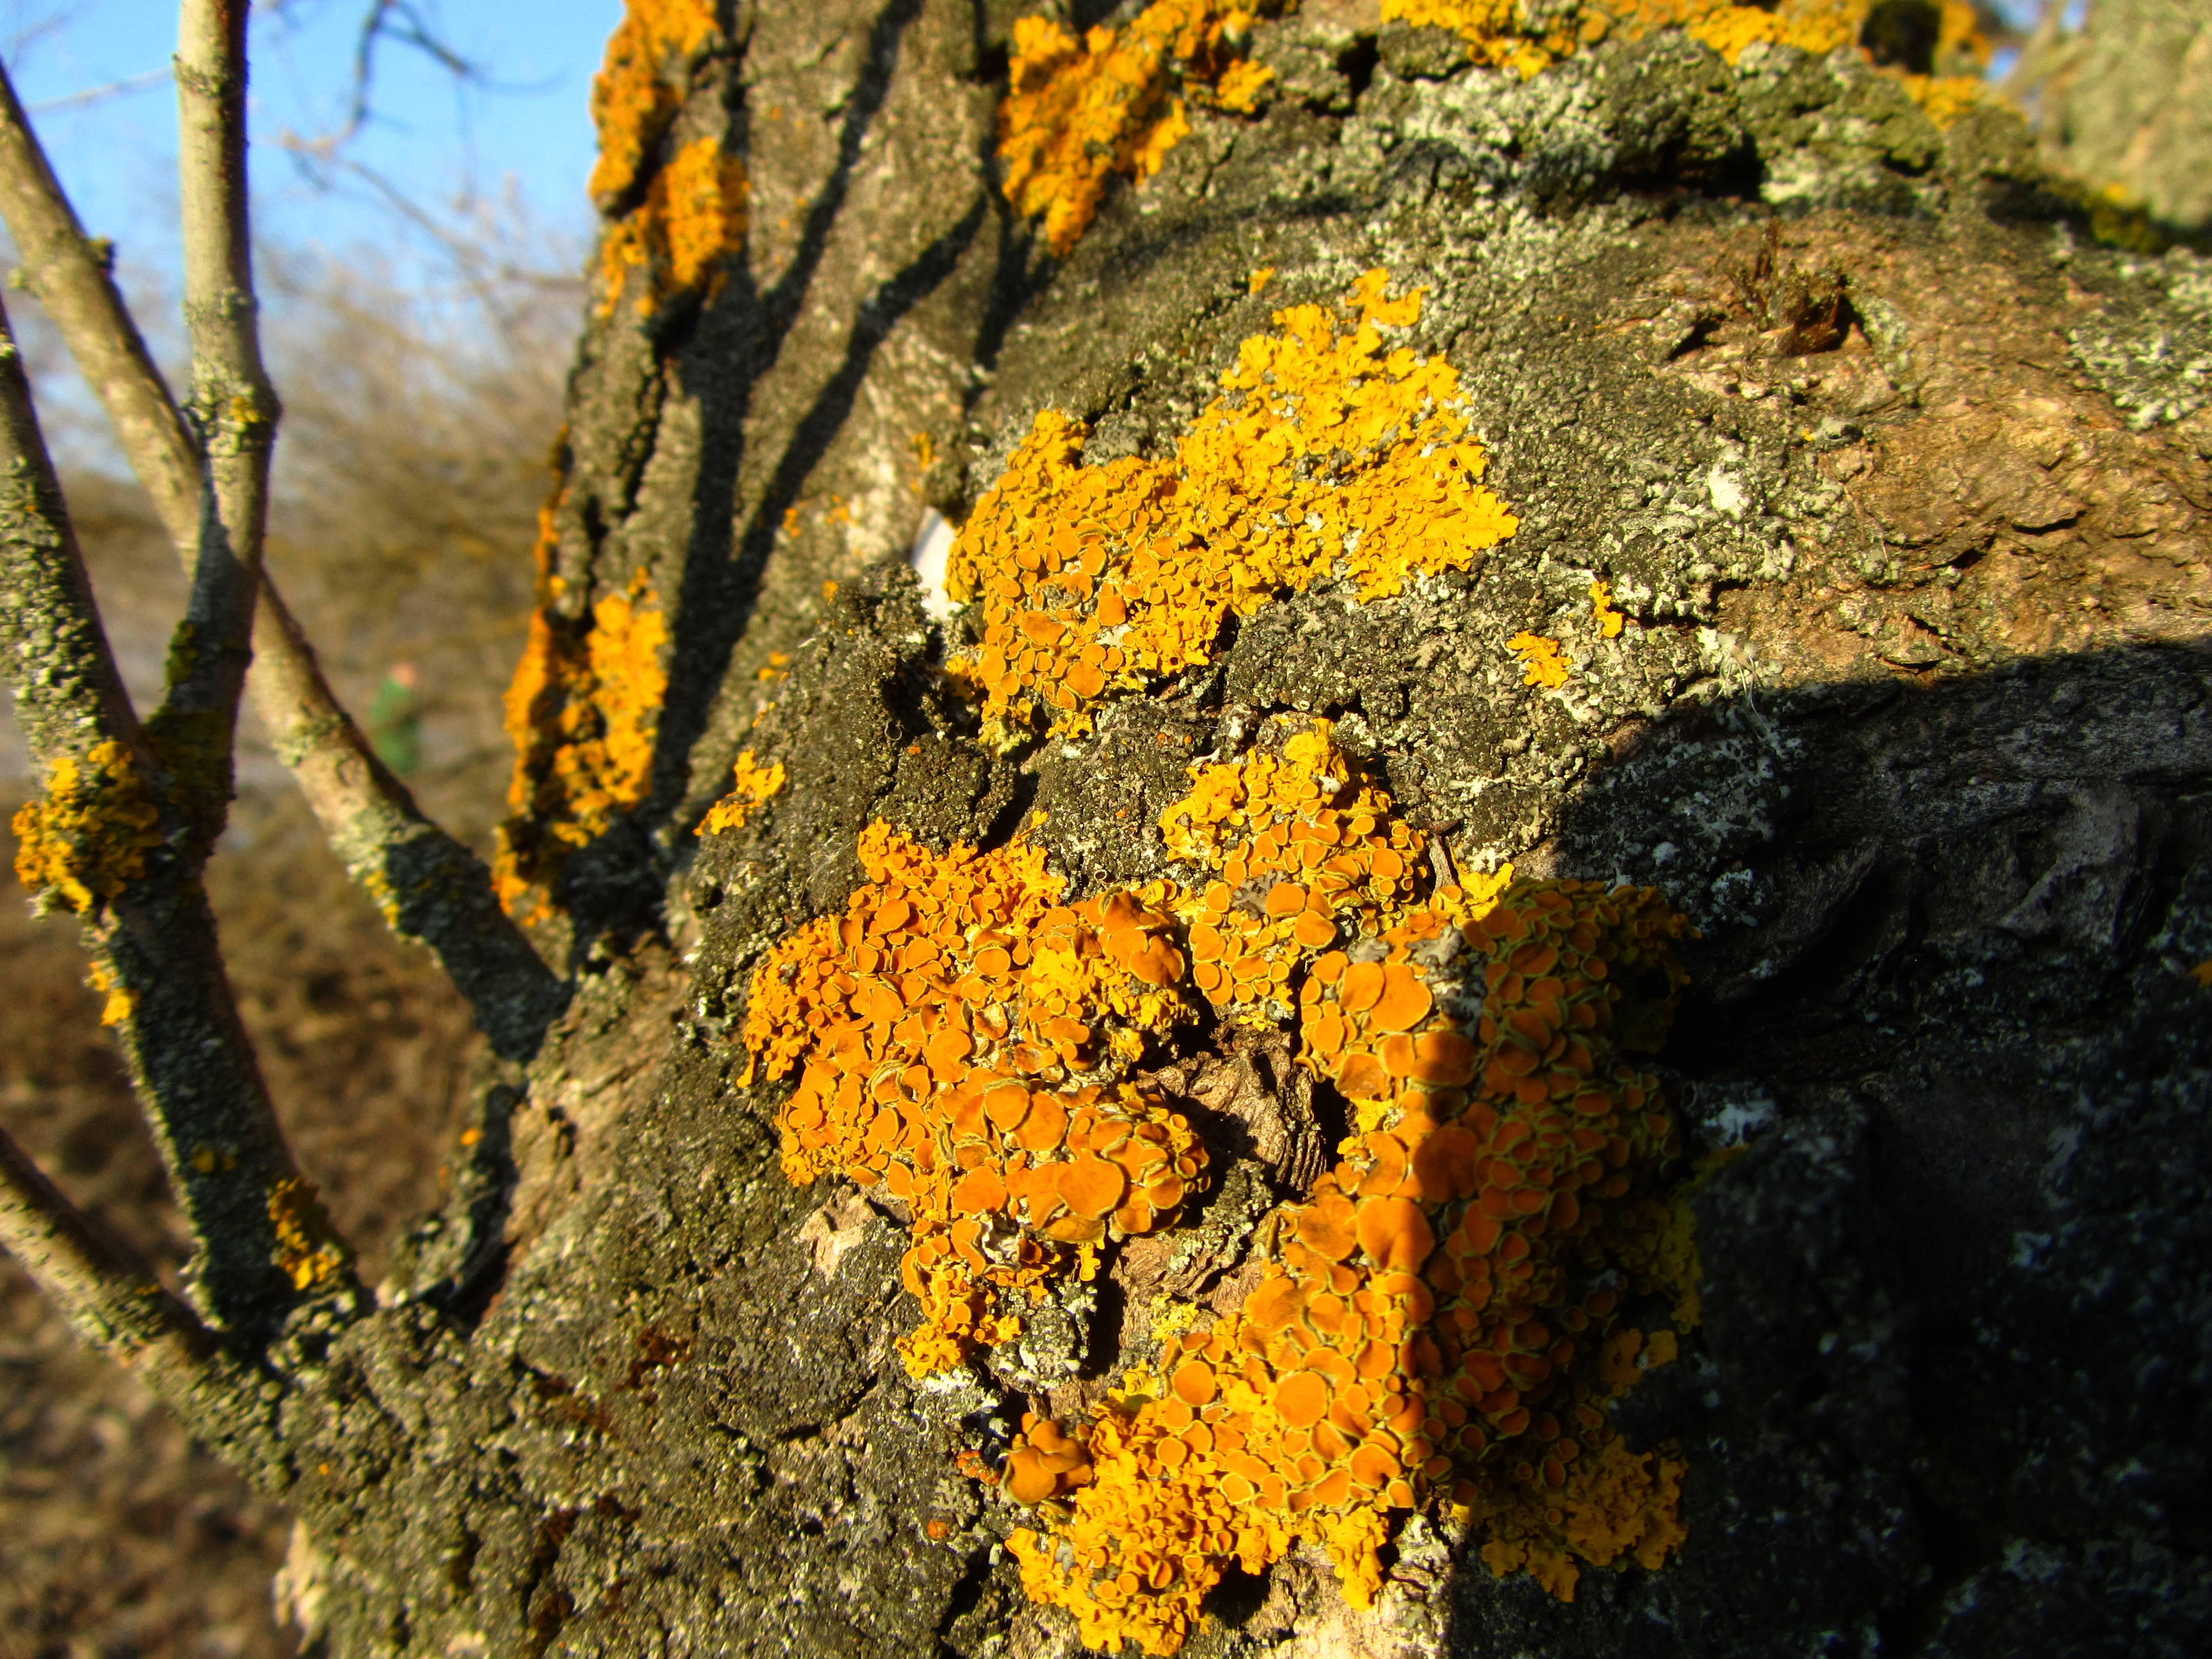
left=229, top=4, right=2212, bottom=1657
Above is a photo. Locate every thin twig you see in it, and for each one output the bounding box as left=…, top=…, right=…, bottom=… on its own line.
left=160, top=0, right=277, bottom=850
left=25, top=66, right=174, bottom=116
left=0, top=1123, right=283, bottom=1474
left=0, top=288, right=355, bottom=1335
left=0, top=58, right=568, bottom=1060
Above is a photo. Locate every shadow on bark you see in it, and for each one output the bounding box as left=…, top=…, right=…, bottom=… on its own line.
left=1409, top=639, right=2212, bottom=1656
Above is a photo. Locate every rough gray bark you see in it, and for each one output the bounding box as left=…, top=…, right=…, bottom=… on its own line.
left=12, top=2, right=2212, bottom=1655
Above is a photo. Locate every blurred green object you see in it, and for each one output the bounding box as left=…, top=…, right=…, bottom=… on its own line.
left=367, top=662, right=421, bottom=777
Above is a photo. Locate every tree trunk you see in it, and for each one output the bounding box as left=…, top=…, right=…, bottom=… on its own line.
left=117, top=3, right=2212, bottom=1655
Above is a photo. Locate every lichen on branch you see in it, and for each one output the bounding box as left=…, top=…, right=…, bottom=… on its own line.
left=743, top=822, right=1207, bottom=1376
left=11, top=738, right=163, bottom=913
left=1387, top=0, right=1994, bottom=123
left=945, top=270, right=1519, bottom=744
left=998, top=0, right=1280, bottom=256
left=743, top=722, right=1707, bottom=1644
left=587, top=0, right=746, bottom=315
left=495, top=495, right=671, bottom=920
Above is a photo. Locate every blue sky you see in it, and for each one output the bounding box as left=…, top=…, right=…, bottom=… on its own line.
left=4, top=0, right=615, bottom=295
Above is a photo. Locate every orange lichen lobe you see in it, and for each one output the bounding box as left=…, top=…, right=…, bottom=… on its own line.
left=698, top=750, right=787, bottom=836
left=1381, top=0, right=1991, bottom=85
left=495, top=512, right=671, bottom=918
left=946, top=271, right=1517, bottom=742
left=1590, top=580, right=1626, bottom=639
left=12, top=739, right=163, bottom=913
left=743, top=824, right=1208, bottom=1374
left=2192, top=960, right=2212, bottom=989
left=86, top=960, right=135, bottom=1028
left=588, top=0, right=719, bottom=207
left=999, top=1, right=1277, bottom=257
left=597, top=137, right=749, bottom=316
left=1509, top=630, right=1571, bottom=690
left=267, top=1176, right=347, bottom=1292
left=1002, top=726, right=1701, bottom=1650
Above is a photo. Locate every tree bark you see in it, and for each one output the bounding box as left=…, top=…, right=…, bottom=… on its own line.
left=22, top=2, right=2212, bottom=1655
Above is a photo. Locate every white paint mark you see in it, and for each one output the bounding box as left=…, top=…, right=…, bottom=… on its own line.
left=909, top=507, right=956, bottom=621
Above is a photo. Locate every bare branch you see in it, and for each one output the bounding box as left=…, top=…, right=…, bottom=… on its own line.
left=0, top=288, right=358, bottom=1334
left=0, top=1121, right=282, bottom=1472
left=0, top=58, right=567, bottom=1059
left=159, top=0, right=282, bottom=859
left=25, top=66, right=174, bottom=116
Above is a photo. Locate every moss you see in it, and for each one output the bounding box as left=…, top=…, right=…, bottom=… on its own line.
left=998, top=1, right=1280, bottom=257
left=11, top=739, right=163, bottom=913
left=946, top=270, right=1518, bottom=744
left=697, top=751, right=788, bottom=837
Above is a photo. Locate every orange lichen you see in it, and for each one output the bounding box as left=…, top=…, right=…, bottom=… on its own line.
left=946, top=270, right=1518, bottom=743
left=743, top=824, right=1208, bottom=1375
left=1509, top=630, right=1571, bottom=690
left=1381, top=0, right=1988, bottom=81
left=997, top=725, right=1700, bottom=1651
left=597, top=137, right=749, bottom=316
left=2191, top=960, right=2212, bottom=989
left=998, top=1, right=1278, bottom=256
left=267, top=1177, right=347, bottom=1292
left=698, top=750, right=787, bottom=836
left=12, top=739, right=163, bottom=913
left=86, top=960, right=135, bottom=1028
left=494, top=493, right=670, bottom=919
left=1590, top=580, right=1625, bottom=639
left=587, top=0, right=719, bottom=208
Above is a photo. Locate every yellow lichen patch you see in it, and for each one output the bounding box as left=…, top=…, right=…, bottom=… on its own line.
left=1158, top=724, right=1439, bottom=1024
left=1590, top=580, right=1625, bottom=639
left=587, top=0, right=720, bottom=208
left=11, top=739, right=163, bottom=913
left=999, top=1, right=1277, bottom=257
left=495, top=495, right=671, bottom=918
left=267, top=1177, right=347, bottom=1292
left=698, top=750, right=788, bottom=836
left=2192, top=960, right=2212, bottom=989
left=597, top=137, right=749, bottom=316
left=946, top=271, right=1518, bottom=743
left=1509, top=630, right=1571, bottom=690
left=86, top=961, right=135, bottom=1028
left=1010, top=866, right=1699, bottom=1648
left=742, top=825, right=1209, bottom=1375
left=1381, top=0, right=1988, bottom=79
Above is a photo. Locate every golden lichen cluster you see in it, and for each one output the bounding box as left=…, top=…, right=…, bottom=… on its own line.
left=945, top=271, right=1518, bottom=745
left=743, top=822, right=1209, bottom=1375
left=1000, top=0, right=1279, bottom=257
left=995, top=727, right=1697, bottom=1652
left=495, top=495, right=670, bottom=919
left=1508, top=630, right=1571, bottom=690
left=588, top=0, right=747, bottom=314
left=11, top=739, right=163, bottom=914
left=745, top=723, right=1704, bottom=1646
left=697, top=750, right=788, bottom=837
left=267, top=1177, right=347, bottom=1292
left=1385, top=0, right=1992, bottom=123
